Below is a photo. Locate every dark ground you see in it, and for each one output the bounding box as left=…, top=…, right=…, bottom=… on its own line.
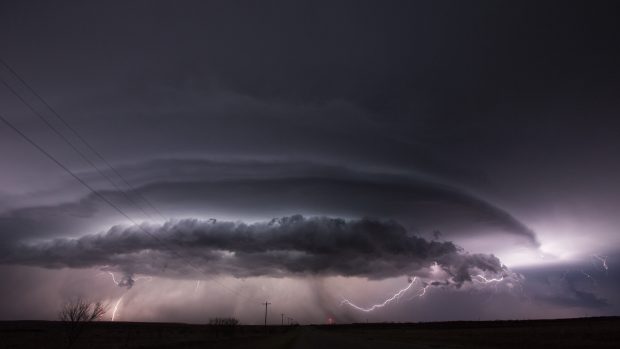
left=1, top=317, right=618, bottom=349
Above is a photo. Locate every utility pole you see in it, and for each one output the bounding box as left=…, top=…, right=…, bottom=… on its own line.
left=281, top=313, right=285, bottom=326
left=262, top=301, right=271, bottom=327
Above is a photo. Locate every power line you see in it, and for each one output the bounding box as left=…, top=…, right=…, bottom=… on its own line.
left=0, top=111, right=245, bottom=299
left=0, top=75, right=155, bottom=221
left=0, top=112, right=152, bottom=234
left=0, top=56, right=166, bottom=220
left=0, top=57, right=252, bottom=300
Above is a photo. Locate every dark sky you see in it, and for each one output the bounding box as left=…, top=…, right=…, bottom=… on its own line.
left=0, top=1, right=619, bottom=323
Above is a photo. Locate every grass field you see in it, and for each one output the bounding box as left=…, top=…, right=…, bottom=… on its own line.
left=1, top=317, right=618, bottom=348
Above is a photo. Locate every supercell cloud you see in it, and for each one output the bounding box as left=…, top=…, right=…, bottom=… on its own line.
left=2, top=215, right=506, bottom=285
left=0, top=159, right=539, bottom=246
left=0, top=1, right=619, bottom=322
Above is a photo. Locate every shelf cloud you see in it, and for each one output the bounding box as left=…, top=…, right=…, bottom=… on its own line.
left=2, top=215, right=507, bottom=287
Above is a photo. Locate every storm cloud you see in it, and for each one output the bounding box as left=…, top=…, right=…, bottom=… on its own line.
left=1, top=1, right=619, bottom=322
left=0, top=159, right=539, bottom=247
left=2, top=215, right=506, bottom=285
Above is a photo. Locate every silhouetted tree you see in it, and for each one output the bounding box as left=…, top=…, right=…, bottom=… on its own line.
left=58, top=298, right=107, bottom=349
left=209, top=317, right=239, bottom=337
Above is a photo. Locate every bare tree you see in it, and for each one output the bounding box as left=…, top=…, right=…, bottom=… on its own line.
left=208, top=317, right=239, bottom=337
left=58, top=298, right=107, bottom=349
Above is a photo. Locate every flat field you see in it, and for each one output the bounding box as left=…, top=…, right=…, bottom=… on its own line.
left=1, top=317, right=618, bottom=349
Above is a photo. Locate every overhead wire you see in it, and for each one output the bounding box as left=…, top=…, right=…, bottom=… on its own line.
left=0, top=111, right=246, bottom=298
left=0, top=75, right=155, bottom=221
left=0, top=65, right=250, bottom=299
left=0, top=57, right=166, bottom=221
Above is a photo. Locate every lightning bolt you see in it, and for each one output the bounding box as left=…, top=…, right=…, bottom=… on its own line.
left=111, top=296, right=124, bottom=321
left=593, top=255, right=608, bottom=272
left=341, top=277, right=417, bottom=312
left=101, top=271, right=151, bottom=288
left=341, top=269, right=518, bottom=313
left=581, top=270, right=597, bottom=286
left=581, top=270, right=594, bottom=280
left=472, top=273, right=506, bottom=301
left=406, top=282, right=432, bottom=300
left=473, top=274, right=505, bottom=284
left=106, top=271, right=121, bottom=286
left=194, top=280, right=201, bottom=293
